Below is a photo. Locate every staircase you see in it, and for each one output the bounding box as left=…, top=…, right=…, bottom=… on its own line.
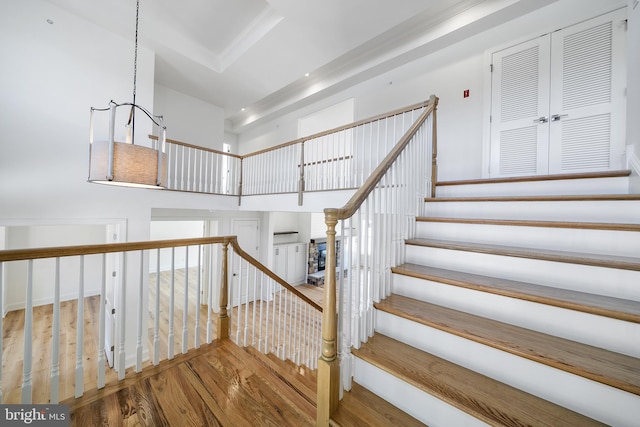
left=345, top=171, right=640, bottom=427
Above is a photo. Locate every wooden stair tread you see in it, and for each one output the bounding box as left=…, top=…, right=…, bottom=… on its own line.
left=406, top=237, right=640, bottom=271
left=417, top=216, right=640, bottom=232
left=330, top=382, right=426, bottom=427
left=392, top=263, right=640, bottom=323
left=427, top=194, right=640, bottom=202
left=243, top=346, right=317, bottom=407
left=352, top=333, right=606, bottom=427
left=436, top=170, right=632, bottom=187
left=375, top=295, right=640, bottom=395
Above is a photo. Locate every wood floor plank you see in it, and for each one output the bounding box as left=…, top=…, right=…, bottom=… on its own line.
left=392, top=263, right=640, bottom=323
left=376, top=294, right=640, bottom=395
left=353, top=334, right=606, bottom=427
left=406, top=238, right=640, bottom=271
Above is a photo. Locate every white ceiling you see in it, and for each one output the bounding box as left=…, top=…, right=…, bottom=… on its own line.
left=44, top=0, right=556, bottom=132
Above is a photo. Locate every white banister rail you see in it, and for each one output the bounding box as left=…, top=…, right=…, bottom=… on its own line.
left=316, top=95, right=438, bottom=425
left=239, top=100, right=431, bottom=203
left=227, top=238, right=323, bottom=369
left=146, top=99, right=433, bottom=205
left=0, top=236, right=321, bottom=404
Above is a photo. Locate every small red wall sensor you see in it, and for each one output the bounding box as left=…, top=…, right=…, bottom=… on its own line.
left=463, top=89, right=470, bottom=98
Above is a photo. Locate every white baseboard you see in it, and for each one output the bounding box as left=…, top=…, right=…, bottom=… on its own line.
left=5, top=288, right=102, bottom=313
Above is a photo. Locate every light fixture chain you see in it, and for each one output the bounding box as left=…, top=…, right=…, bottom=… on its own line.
left=133, top=0, right=139, bottom=106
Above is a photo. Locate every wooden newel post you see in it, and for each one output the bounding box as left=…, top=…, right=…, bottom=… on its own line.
left=317, top=209, right=340, bottom=426
left=217, top=240, right=230, bottom=340
left=430, top=94, right=439, bottom=198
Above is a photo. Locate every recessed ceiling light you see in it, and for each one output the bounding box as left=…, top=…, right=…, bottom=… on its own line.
left=304, top=73, right=310, bottom=77
left=241, top=108, right=246, bottom=112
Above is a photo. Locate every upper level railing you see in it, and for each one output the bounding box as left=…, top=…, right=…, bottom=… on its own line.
left=0, top=236, right=321, bottom=404
left=149, top=99, right=436, bottom=204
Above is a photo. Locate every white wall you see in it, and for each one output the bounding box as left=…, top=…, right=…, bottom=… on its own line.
left=5, top=225, right=106, bottom=310
left=238, top=0, right=630, bottom=181
left=628, top=0, right=640, bottom=191
left=0, top=0, right=234, bottom=369
left=154, top=84, right=225, bottom=151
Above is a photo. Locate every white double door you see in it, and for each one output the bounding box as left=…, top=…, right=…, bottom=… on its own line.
left=490, top=9, right=626, bottom=177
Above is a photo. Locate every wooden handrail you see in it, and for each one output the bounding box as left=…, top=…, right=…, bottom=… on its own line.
left=242, top=99, right=433, bottom=158
left=148, top=135, right=243, bottom=159
left=229, top=238, right=322, bottom=312
left=0, top=237, right=231, bottom=262
left=0, top=235, right=321, bottom=313
left=326, top=95, right=438, bottom=220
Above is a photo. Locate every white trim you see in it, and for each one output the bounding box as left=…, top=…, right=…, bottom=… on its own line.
left=4, top=288, right=102, bottom=313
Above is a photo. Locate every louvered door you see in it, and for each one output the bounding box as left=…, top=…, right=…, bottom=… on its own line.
left=548, top=9, right=626, bottom=173
left=489, top=9, right=626, bottom=177
left=490, top=35, right=551, bottom=176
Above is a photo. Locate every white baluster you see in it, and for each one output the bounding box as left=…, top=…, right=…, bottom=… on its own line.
left=235, top=258, right=243, bottom=344
left=153, top=249, right=160, bottom=365
left=75, top=255, right=85, bottom=398
left=50, top=258, right=61, bottom=402
left=252, top=267, right=258, bottom=347
left=118, top=253, right=127, bottom=380
left=0, top=262, right=3, bottom=403
left=182, top=247, right=189, bottom=354
left=277, top=285, right=283, bottom=358
left=206, top=245, right=213, bottom=344
left=257, top=274, right=264, bottom=352
left=97, top=254, right=106, bottom=389
left=243, top=265, right=250, bottom=346
left=136, top=250, right=143, bottom=372
left=263, top=278, right=270, bottom=353
left=194, top=245, right=201, bottom=349
left=168, top=248, right=175, bottom=360
left=22, top=260, right=34, bottom=403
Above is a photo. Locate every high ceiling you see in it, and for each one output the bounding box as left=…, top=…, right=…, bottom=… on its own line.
left=45, top=0, right=555, bottom=132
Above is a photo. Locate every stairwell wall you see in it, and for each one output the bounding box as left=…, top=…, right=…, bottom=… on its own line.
left=627, top=0, right=640, bottom=192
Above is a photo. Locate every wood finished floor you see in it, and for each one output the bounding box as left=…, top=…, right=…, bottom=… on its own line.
left=70, top=339, right=317, bottom=427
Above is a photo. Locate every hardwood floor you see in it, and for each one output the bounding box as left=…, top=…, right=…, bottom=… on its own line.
left=70, top=339, right=317, bottom=427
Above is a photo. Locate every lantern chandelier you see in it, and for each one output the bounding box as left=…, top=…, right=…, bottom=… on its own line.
left=88, top=0, right=167, bottom=189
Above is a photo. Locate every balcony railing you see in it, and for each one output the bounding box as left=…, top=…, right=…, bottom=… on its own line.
left=0, top=236, right=321, bottom=404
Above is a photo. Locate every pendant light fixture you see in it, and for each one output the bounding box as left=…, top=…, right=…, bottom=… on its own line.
left=88, top=0, right=167, bottom=189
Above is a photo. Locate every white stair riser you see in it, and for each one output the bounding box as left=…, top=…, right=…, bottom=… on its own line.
left=415, top=222, right=640, bottom=258
left=435, top=177, right=630, bottom=198
left=405, top=245, right=640, bottom=301
left=353, top=358, right=489, bottom=427
left=375, top=310, right=640, bottom=427
left=392, top=274, right=640, bottom=357
left=424, top=200, right=640, bottom=223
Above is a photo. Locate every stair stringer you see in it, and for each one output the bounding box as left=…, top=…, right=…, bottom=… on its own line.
left=374, top=309, right=640, bottom=427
